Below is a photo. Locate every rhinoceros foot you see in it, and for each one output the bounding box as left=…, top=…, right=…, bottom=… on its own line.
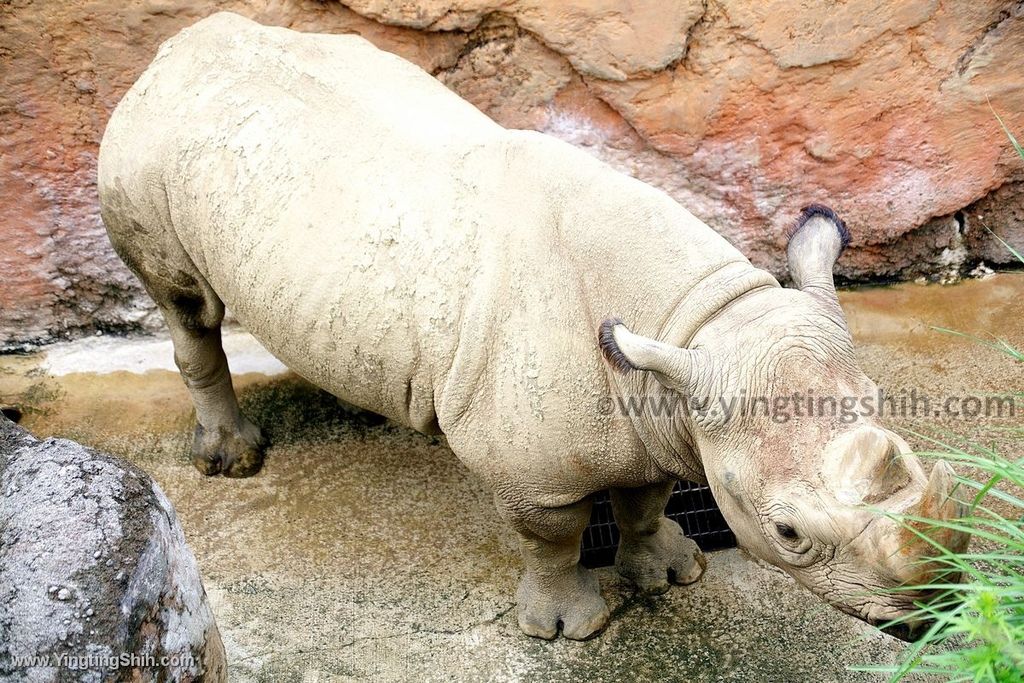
left=516, top=564, right=609, bottom=640
left=191, top=418, right=266, bottom=477
left=615, top=517, right=707, bottom=594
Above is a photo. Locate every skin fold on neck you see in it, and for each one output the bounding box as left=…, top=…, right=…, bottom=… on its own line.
left=607, top=265, right=782, bottom=485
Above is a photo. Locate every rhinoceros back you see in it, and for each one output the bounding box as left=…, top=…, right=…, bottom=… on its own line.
left=100, top=11, right=760, bottom=441
left=99, top=12, right=531, bottom=430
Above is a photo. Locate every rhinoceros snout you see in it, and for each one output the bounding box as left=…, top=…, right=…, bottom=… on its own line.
left=863, top=575, right=962, bottom=642
left=877, top=618, right=932, bottom=642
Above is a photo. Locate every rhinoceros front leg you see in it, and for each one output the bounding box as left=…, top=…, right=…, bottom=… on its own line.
left=611, top=481, right=706, bottom=594
left=502, top=497, right=609, bottom=640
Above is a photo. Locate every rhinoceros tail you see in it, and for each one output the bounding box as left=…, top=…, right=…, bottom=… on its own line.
left=792, top=204, right=851, bottom=253
left=599, top=318, right=636, bottom=374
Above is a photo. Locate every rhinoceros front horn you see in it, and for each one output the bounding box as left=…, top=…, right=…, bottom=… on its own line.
left=901, top=460, right=971, bottom=556
left=822, top=426, right=917, bottom=505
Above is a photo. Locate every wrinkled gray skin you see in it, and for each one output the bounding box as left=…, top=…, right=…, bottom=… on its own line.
left=98, top=13, right=968, bottom=641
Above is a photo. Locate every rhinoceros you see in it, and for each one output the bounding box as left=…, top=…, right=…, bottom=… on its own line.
left=98, top=12, right=968, bottom=640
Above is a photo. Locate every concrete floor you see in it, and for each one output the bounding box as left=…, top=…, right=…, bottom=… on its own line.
left=2, top=272, right=1022, bottom=682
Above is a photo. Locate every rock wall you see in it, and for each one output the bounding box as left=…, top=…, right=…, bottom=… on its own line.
left=2, top=0, right=1023, bottom=348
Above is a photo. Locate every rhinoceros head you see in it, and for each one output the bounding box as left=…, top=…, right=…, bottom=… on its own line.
left=601, top=205, right=969, bottom=638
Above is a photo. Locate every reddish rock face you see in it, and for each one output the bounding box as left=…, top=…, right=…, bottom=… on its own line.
left=1, top=1, right=1022, bottom=348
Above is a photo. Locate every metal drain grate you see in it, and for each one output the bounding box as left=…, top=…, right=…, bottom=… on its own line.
left=580, top=480, right=736, bottom=568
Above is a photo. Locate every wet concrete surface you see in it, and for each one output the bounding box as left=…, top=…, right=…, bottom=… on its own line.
left=2, top=273, right=1022, bottom=682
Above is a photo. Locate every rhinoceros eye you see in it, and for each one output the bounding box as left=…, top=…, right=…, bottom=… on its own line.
left=775, top=523, right=799, bottom=540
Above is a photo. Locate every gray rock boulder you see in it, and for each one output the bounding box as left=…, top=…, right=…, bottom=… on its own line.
left=0, top=416, right=226, bottom=682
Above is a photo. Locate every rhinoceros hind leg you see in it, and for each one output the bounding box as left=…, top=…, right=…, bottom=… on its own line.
left=503, top=497, right=609, bottom=640
left=611, top=481, right=707, bottom=594
left=164, top=312, right=267, bottom=478
left=101, top=198, right=267, bottom=477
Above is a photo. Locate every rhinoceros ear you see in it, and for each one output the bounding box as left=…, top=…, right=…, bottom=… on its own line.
left=787, top=204, right=850, bottom=307
left=598, top=318, right=705, bottom=392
